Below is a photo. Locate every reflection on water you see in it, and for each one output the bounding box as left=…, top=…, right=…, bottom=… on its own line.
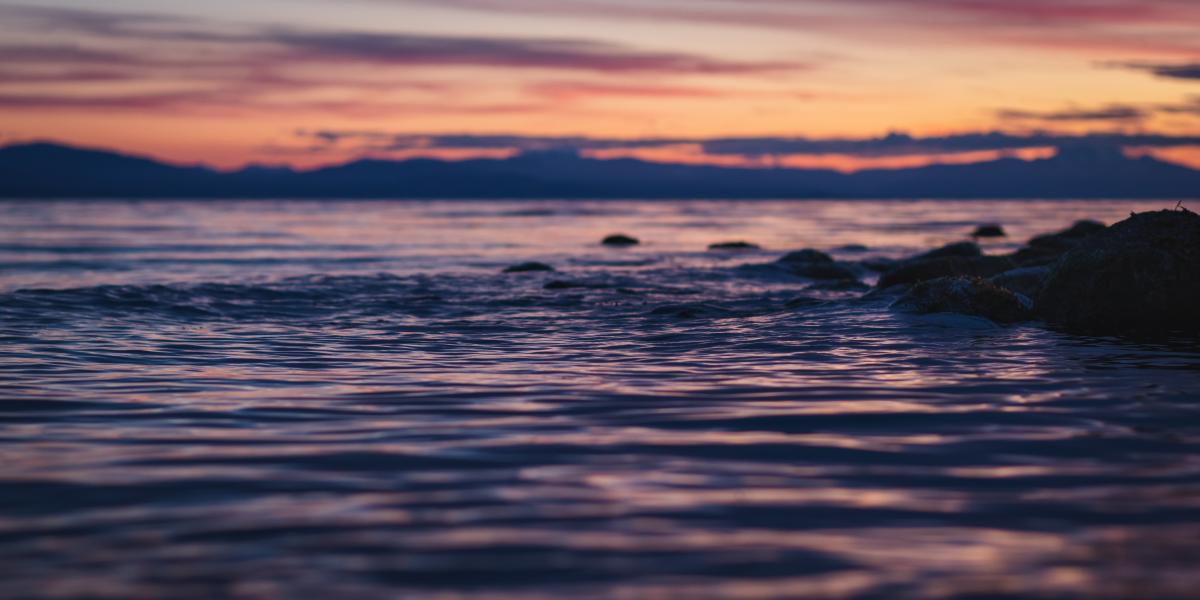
left=1, top=199, right=1198, bottom=599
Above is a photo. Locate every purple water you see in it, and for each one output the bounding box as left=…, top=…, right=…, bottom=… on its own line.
left=1, top=199, right=1198, bottom=599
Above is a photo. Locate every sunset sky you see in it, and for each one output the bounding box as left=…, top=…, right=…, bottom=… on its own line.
left=1, top=0, right=1199, bottom=171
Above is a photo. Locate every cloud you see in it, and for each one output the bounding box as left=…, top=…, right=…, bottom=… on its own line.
left=0, top=5, right=806, bottom=115
left=382, top=0, right=1200, bottom=55
left=1110, top=60, right=1200, bottom=81
left=996, top=104, right=1149, bottom=122
left=270, top=31, right=803, bottom=73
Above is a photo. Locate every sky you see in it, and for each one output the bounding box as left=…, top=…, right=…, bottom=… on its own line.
left=0, top=0, right=1198, bottom=171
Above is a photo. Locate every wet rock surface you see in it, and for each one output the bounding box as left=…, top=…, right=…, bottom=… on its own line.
left=892, top=276, right=1034, bottom=324
left=1038, top=209, right=1200, bottom=334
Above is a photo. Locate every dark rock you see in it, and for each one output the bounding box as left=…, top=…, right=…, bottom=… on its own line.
left=777, top=249, right=834, bottom=265
left=709, top=241, right=761, bottom=250
left=971, top=224, right=1007, bottom=238
left=503, top=262, right=554, bottom=273
left=892, top=276, right=1034, bottom=324
left=1038, top=210, right=1200, bottom=334
left=773, top=248, right=858, bottom=280
left=989, top=266, right=1050, bottom=299
left=602, top=233, right=639, bottom=246
left=877, top=255, right=1014, bottom=288
left=1010, top=220, right=1107, bottom=267
left=913, top=241, right=982, bottom=261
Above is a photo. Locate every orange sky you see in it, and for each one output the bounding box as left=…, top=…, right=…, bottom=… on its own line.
left=0, top=0, right=1198, bottom=170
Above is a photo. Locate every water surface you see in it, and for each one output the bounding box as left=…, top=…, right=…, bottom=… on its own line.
left=1, top=199, right=1198, bottom=599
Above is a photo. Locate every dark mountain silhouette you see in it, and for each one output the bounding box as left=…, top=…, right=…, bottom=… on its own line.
left=2, top=141, right=1198, bottom=199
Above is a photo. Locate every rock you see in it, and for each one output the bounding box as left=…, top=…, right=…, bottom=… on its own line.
left=774, top=248, right=858, bottom=280
left=913, top=241, right=982, bottom=261
left=504, top=262, right=554, bottom=273
left=1010, top=220, right=1107, bottom=267
left=892, top=276, right=1034, bottom=324
left=971, top=224, right=1006, bottom=238
left=835, top=244, right=870, bottom=253
left=989, top=266, right=1050, bottom=299
left=1038, top=210, right=1200, bottom=334
left=602, top=234, right=639, bottom=246
left=777, top=249, right=834, bottom=265
left=877, top=255, right=1014, bottom=289
left=709, top=241, right=761, bottom=250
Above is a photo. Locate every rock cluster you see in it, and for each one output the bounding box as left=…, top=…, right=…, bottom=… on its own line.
left=879, top=209, right=1199, bottom=335
left=1038, top=210, right=1200, bottom=334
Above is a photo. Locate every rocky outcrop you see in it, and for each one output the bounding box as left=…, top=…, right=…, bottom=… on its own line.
left=1038, top=210, right=1200, bottom=334
left=892, top=276, right=1034, bottom=324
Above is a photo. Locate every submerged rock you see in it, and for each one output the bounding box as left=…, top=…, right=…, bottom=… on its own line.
left=774, top=248, right=860, bottom=281
left=503, top=262, right=555, bottom=273
left=892, top=276, right=1033, bottom=324
left=778, top=249, right=834, bottom=265
left=971, top=224, right=1007, bottom=238
left=1038, top=209, right=1200, bottom=334
left=877, top=255, right=1014, bottom=289
left=602, top=234, right=639, bottom=246
left=989, top=266, right=1050, bottom=300
left=709, top=241, right=761, bottom=250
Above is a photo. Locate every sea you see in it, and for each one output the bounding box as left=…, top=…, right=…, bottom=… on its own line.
left=1, top=199, right=1198, bottom=599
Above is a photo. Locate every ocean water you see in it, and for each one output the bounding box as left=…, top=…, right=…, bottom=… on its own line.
left=1, top=199, right=1198, bottom=599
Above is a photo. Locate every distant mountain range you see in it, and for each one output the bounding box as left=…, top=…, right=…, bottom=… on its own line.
left=2, top=141, right=1199, bottom=199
